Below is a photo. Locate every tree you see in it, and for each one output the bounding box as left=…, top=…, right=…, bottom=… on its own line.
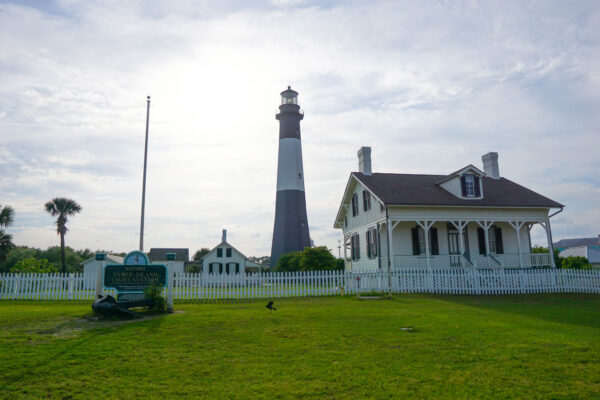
left=275, top=247, right=341, bottom=272
left=0, top=204, right=15, bottom=262
left=10, top=257, right=58, bottom=273
left=275, top=251, right=302, bottom=272
left=0, top=204, right=15, bottom=227
left=0, top=231, right=15, bottom=263
left=193, top=248, right=210, bottom=261
left=44, top=198, right=82, bottom=273
left=560, top=256, right=592, bottom=270
left=299, top=246, right=338, bottom=271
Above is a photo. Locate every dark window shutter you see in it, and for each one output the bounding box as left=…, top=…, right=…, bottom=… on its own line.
left=460, top=176, right=467, bottom=197
left=352, top=194, right=358, bottom=216
left=495, top=227, right=504, bottom=254
left=474, top=177, right=481, bottom=197
left=226, top=248, right=232, bottom=257
left=226, top=264, right=230, bottom=274
left=219, top=263, right=223, bottom=273
left=430, top=228, right=439, bottom=255
left=366, top=229, right=371, bottom=257
left=363, top=191, right=367, bottom=211
left=411, top=227, right=420, bottom=255
left=356, top=234, right=360, bottom=259
left=236, top=263, right=240, bottom=273
left=477, top=228, right=486, bottom=255
left=217, top=248, right=223, bottom=258
left=209, top=264, right=213, bottom=274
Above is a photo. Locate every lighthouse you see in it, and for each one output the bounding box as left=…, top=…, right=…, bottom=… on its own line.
left=270, top=86, right=311, bottom=269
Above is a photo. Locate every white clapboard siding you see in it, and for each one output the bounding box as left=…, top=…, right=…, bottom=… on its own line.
left=1, top=269, right=600, bottom=300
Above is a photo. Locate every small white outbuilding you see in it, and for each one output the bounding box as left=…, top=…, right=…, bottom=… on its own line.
left=81, top=254, right=124, bottom=275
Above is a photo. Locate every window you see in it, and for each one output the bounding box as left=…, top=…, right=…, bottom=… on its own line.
left=465, top=175, right=475, bottom=196
left=367, top=227, right=378, bottom=258
left=411, top=227, right=439, bottom=255
left=461, top=174, right=481, bottom=197
left=363, top=191, right=371, bottom=212
left=226, top=248, right=232, bottom=257
left=477, top=226, right=504, bottom=254
left=352, top=193, right=359, bottom=217
left=217, top=248, right=223, bottom=258
left=351, top=233, right=360, bottom=260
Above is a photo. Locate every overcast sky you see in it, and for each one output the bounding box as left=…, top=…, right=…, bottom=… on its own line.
left=1, top=0, right=599, bottom=258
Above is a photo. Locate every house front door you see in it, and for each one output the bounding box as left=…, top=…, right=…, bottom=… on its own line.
left=447, top=225, right=470, bottom=267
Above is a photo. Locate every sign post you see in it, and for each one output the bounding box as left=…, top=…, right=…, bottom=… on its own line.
left=95, top=253, right=106, bottom=299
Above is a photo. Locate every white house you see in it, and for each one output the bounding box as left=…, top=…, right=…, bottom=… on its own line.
left=334, top=147, right=564, bottom=271
left=81, top=254, right=124, bottom=275
left=201, top=230, right=257, bottom=275
left=148, top=248, right=189, bottom=274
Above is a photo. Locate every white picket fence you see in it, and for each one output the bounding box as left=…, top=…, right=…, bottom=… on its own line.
left=1, top=268, right=599, bottom=301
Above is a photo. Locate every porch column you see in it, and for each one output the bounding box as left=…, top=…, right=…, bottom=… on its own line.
left=476, top=220, right=494, bottom=268
left=386, top=221, right=393, bottom=271
left=343, top=234, right=348, bottom=270
left=508, top=221, right=525, bottom=268
left=541, top=220, right=557, bottom=268
left=416, top=220, right=434, bottom=271
left=343, top=234, right=351, bottom=271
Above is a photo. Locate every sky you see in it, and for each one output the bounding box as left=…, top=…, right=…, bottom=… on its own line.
left=0, top=0, right=599, bottom=258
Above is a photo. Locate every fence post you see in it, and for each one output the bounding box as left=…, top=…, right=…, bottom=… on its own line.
left=13, top=273, right=20, bottom=300
left=68, top=273, right=74, bottom=300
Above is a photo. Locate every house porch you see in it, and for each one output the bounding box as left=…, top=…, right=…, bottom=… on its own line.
left=376, top=218, right=556, bottom=270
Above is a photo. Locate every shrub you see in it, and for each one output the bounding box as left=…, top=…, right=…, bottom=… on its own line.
left=560, top=256, right=592, bottom=270
left=276, top=247, right=342, bottom=271
left=10, top=257, right=58, bottom=273
left=144, top=283, right=167, bottom=313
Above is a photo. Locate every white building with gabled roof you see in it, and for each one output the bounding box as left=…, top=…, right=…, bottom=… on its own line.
left=334, top=147, right=564, bottom=272
left=81, top=254, right=124, bottom=275
left=200, top=230, right=258, bottom=275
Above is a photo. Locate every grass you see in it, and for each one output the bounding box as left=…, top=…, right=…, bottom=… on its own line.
left=0, top=294, right=599, bottom=399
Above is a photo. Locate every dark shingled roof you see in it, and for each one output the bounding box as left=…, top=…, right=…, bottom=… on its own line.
left=148, top=248, right=189, bottom=262
left=353, top=172, right=563, bottom=208
left=553, top=237, right=599, bottom=249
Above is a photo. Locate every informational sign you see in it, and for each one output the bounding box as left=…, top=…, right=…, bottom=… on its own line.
left=103, top=251, right=167, bottom=302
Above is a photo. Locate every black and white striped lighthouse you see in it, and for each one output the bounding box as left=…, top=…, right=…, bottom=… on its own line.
left=270, top=86, right=311, bottom=269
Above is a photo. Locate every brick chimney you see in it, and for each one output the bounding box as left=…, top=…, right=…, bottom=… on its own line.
left=482, top=152, right=500, bottom=179
left=358, top=146, right=372, bottom=175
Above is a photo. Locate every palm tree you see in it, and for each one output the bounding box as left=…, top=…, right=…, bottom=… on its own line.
left=44, top=198, right=81, bottom=273
left=0, top=204, right=15, bottom=262
left=0, top=204, right=14, bottom=228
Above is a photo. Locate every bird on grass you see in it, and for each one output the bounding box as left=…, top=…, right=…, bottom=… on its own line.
left=266, top=301, right=277, bottom=311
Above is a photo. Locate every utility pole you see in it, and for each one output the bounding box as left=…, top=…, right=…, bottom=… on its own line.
left=139, top=96, right=150, bottom=251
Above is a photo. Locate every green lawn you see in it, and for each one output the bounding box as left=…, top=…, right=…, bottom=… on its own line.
left=0, top=295, right=599, bottom=399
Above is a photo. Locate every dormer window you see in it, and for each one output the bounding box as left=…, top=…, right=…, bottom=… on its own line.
left=461, top=174, right=481, bottom=198
left=465, top=175, right=475, bottom=196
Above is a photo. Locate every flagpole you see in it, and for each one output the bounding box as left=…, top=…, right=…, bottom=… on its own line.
left=140, top=95, right=151, bottom=251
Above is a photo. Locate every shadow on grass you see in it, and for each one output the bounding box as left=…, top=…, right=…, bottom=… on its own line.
left=432, top=293, right=600, bottom=330
left=3, top=311, right=170, bottom=388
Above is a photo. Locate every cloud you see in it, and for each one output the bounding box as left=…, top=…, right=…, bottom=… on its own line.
left=0, top=0, right=599, bottom=256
